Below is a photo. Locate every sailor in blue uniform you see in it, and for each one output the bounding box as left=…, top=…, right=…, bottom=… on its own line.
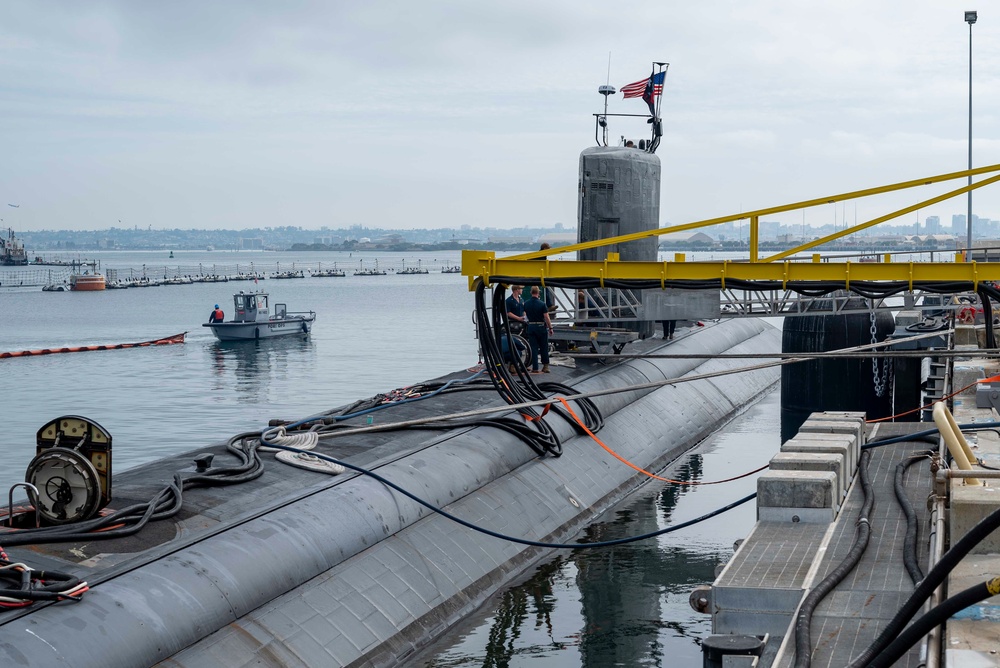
left=505, top=285, right=527, bottom=332
left=523, top=286, right=553, bottom=373
left=502, top=285, right=528, bottom=372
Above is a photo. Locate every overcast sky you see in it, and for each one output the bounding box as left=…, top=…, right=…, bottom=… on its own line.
left=3, top=1, right=999, bottom=233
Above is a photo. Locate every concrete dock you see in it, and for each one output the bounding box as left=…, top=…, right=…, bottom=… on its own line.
left=702, top=330, right=1000, bottom=667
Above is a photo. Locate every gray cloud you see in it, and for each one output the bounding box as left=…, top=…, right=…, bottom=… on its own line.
left=2, top=0, right=999, bottom=232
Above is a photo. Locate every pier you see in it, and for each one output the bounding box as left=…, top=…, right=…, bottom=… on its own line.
left=1, top=260, right=459, bottom=289
left=697, top=326, right=1000, bottom=667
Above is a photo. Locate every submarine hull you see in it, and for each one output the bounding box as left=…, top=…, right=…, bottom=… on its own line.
left=0, top=319, right=780, bottom=668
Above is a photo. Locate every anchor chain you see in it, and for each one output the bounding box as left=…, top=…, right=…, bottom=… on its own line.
left=870, top=306, right=893, bottom=398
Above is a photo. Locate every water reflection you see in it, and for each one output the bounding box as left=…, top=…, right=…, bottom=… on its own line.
left=209, top=336, right=315, bottom=402
left=573, top=455, right=713, bottom=667
left=480, top=558, right=569, bottom=667
left=420, top=392, right=780, bottom=668
left=420, top=458, right=729, bottom=667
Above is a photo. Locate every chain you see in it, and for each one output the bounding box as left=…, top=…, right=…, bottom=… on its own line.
left=869, top=305, right=892, bottom=398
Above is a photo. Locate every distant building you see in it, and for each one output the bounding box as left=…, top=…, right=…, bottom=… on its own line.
left=658, top=231, right=715, bottom=246
left=488, top=236, right=534, bottom=245
left=239, top=237, right=264, bottom=250
left=952, top=214, right=966, bottom=236
left=907, top=234, right=956, bottom=246
left=537, top=233, right=577, bottom=246
left=759, top=221, right=781, bottom=239
left=925, top=215, right=940, bottom=234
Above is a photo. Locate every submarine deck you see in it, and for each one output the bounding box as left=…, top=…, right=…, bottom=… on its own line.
left=0, top=319, right=782, bottom=663
left=3, top=345, right=597, bottom=575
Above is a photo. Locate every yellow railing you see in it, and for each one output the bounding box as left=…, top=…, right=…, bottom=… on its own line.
left=463, top=165, right=1000, bottom=289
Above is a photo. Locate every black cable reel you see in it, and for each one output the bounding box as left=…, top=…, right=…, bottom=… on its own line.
left=23, top=416, right=113, bottom=525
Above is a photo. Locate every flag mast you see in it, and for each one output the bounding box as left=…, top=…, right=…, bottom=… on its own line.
left=595, top=60, right=667, bottom=151
left=652, top=62, right=668, bottom=122
left=648, top=61, right=668, bottom=153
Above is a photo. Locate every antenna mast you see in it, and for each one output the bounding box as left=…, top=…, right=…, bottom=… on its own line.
left=595, top=52, right=616, bottom=146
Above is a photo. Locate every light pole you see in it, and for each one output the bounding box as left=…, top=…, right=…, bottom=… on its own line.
left=966, top=10, right=977, bottom=258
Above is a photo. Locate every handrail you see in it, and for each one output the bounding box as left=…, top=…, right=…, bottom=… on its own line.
left=497, top=164, right=1000, bottom=263
left=7, top=482, right=40, bottom=528
left=932, top=402, right=981, bottom=486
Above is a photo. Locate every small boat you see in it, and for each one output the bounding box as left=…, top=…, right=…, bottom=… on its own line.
left=203, top=290, right=316, bottom=341
left=441, top=265, right=461, bottom=274
left=70, top=273, right=106, bottom=291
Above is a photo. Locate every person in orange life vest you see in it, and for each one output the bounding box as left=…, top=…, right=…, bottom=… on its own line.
left=209, top=304, right=225, bottom=323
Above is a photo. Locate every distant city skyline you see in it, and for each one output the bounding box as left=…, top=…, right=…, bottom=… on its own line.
left=11, top=215, right=998, bottom=255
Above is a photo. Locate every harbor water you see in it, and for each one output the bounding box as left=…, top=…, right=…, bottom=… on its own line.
left=416, top=389, right=780, bottom=667
left=1, top=249, right=780, bottom=666
left=0, top=250, right=481, bottom=493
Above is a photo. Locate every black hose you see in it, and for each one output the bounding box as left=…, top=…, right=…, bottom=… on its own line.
left=894, top=451, right=932, bottom=585
left=862, top=431, right=944, bottom=450
left=259, top=439, right=758, bottom=550
left=396, top=417, right=556, bottom=457
left=978, top=284, right=998, bottom=349
left=847, top=503, right=1000, bottom=667
left=537, top=380, right=605, bottom=434
left=866, top=577, right=1000, bottom=668
left=795, top=449, right=874, bottom=668
left=471, top=280, right=612, bottom=457
left=486, top=276, right=994, bottom=306
left=0, top=434, right=264, bottom=547
left=0, top=563, right=86, bottom=603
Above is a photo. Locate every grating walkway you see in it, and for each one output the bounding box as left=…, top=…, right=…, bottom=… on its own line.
left=775, top=424, right=934, bottom=667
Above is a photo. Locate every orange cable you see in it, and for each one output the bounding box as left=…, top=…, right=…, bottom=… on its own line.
left=553, top=397, right=768, bottom=485
left=520, top=402, right=551, bottom=422
left=867, top=379, right=981, bottom=423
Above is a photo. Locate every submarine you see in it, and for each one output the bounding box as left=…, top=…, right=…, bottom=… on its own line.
left=0, top=71, right=784, bottom=667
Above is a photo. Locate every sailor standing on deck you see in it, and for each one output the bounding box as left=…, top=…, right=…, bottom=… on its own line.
left=503, top=285, right=528, bottom=373
left=523, top=286, right=552, bottom=373
left=505, top=285, right=527, bottom=333
left=209, top=304, right=225, bottom=323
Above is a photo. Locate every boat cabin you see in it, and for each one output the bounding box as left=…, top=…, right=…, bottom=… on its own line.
left=232, top=292, right=289, bottom=322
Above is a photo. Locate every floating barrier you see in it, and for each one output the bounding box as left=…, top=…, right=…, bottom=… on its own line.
left=0, top=332, right=186, bottom=359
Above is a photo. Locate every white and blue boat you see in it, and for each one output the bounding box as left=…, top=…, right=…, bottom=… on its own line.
left=203, top=290, right=315, bottom=341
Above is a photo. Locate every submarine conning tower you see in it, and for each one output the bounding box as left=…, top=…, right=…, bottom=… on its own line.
left=577, top=146, right=661, bottom=266
left=577, top=148, right=661, bottom=339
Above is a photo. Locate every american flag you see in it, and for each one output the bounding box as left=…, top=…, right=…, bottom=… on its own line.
left=620, top=71, right=665, bottom=99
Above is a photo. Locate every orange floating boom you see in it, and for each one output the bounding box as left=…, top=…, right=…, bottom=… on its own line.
left=0, top=332, right=186, bottom=359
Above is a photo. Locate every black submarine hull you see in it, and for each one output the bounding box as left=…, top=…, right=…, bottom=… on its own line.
left=0, top=319, right=780, bottom=667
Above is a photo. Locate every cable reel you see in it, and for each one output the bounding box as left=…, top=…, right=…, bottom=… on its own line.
left=25, top=416, right=113, bottom=525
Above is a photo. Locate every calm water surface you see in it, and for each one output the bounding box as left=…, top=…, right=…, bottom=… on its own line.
left=416, top=390, right=781, bottom=667
left=0, top=250, right=480, bottom=492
